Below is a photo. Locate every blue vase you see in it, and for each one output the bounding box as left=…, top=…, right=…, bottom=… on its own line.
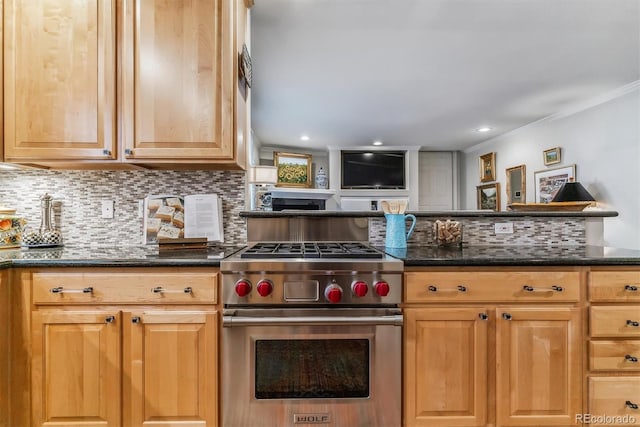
left=385, top=213, right=417, bottom=248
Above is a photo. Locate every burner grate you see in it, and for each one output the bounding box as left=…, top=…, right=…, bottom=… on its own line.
left=240, top=242, right=383, bottom=259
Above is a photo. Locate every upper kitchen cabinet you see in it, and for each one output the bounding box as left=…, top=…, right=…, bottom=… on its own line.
left=3, top=0, right=118, bottom=162
left=3, top=0, right=248, bottom=170
left=120, top=0, right=246, bottom=169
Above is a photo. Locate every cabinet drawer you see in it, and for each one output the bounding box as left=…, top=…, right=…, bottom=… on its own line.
left=32, top=272, right=217, bottom=304
left=591, top=306, right=640, bottom=338
left=590, top=341, right=640, bottom=371
left=590, top=271, right=640, bottom=302
left=588, top=377, right=640, bottom=425
left=405, top=271, right=580, bottom=303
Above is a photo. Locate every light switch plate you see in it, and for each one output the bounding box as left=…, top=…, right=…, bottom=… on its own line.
left=495, top=222, right=514, bottom=234
left=101, top=200, right=114, bottom=219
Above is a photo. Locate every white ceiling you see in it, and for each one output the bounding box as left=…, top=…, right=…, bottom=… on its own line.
left=250, top=0, right=640, bottom=152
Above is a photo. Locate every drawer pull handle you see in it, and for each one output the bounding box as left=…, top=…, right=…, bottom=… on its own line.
left=105, top=316, right=115, bottom=323
left=502, top=313, right=512, bottom=321
left=427, top=285, right=467, bottom=293
left=625, top=354, right=639, bottom=362
left=626, top=401, right=639, bottom=410
left=627, top=320, right=640, bottom=327
left=50, top=287, right=94, bottom=294
left=131, top=316, right=141, bottom=324
left=522, top=285, right=563, bottom=292
left=478, top=313, right=489, bottom=320
left=152, top=286, right=193, bottom=294
left=625, top=285, right=639, bottom=292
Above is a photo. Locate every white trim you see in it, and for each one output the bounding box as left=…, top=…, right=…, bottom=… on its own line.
left=463, top=80, right=640, bottom=154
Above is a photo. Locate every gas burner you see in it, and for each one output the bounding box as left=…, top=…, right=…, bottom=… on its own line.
left=240, top=242, right=383, bottom=259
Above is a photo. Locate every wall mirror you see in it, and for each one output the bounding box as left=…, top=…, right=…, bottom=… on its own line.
left=506, top=165, right=526, bottom=206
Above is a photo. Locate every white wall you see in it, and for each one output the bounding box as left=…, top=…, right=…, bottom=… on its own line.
left=462, top=83, right=640, bottom=250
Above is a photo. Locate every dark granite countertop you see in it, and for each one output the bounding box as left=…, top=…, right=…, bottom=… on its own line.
left=380, top=245, right=640, bottom=266
left=240, top=210, right=618, bottom=218
left=0, top=244, right=638, bottom=268
left=0, top=245, right=244, bottom=268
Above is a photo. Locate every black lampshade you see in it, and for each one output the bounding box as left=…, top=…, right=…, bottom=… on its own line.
left=551, top=181, right=595, bottom=202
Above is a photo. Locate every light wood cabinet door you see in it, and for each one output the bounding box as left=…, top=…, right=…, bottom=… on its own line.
left=4, top=0, right=117, bottom=161
left=31, top=310, right=121, bottom=427
left=404, top=308, right=488, bottom=427
left=121, top=0, right=235, bottom=163
left=496, top=307, right=581, bottom=426
left=122, top=310, right=218, bottom=427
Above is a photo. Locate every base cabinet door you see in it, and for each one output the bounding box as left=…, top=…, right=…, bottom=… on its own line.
left=31, top=310, right=121, bottom=427
left=404, top=308, right=489, bottom=427
left=496, top=307, right=581, bottom=426
left=122, top=310, right=218, bottom=427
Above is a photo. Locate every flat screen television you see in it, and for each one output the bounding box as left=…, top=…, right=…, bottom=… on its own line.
left=341, top=150, right=406, bottom=189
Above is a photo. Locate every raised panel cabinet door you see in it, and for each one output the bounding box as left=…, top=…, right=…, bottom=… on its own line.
left=121, top=0, right=235, bottom=161
left=496, top=307, right=581, bottom=426
left=122, top=310, right=218, bottom=427
left=4, top=0, right=117, bottom=160
left=31, top=310, right=121, bottom=427
left=404, top=308, right=488, bottom=427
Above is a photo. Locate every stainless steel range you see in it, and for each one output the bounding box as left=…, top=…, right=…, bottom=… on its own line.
left=221, top=230, right=404, bottom=427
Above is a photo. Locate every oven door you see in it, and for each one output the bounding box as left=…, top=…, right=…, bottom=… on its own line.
left=222, top=308, right=402, bottom=427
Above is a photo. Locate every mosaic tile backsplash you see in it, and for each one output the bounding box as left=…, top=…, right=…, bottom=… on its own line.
left=0, top=170, right=247, bottom=247
left=369, top=216, right=587, bottom=246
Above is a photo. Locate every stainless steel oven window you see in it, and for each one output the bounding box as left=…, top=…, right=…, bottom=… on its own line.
left=254, top=339, right=370, bottom=399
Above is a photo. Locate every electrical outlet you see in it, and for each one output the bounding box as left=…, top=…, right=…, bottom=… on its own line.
left=494, top=222, right=514, bottom=234
left=101, top=200, right=115, bottom=219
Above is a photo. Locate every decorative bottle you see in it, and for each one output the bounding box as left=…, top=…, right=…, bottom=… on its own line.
left=315, top=166, right=328, bottom=189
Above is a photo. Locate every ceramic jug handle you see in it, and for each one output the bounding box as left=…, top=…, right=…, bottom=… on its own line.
left=405, top=214, right=417, bottom=240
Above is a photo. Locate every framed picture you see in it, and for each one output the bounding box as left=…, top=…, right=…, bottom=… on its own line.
left=477, top=183, right=501, bottom=211
left=534, top=164, right=576, bottom=203
left=274, top=152, right=312, bottom=187
left=479, top=152, right=496, bottom=182
left=506, top=164, right=526, bottom=205
left=543, top=147, right=561, bottom=166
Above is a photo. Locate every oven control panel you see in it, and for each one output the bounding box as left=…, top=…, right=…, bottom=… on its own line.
left=223, top=273, right=402, bottom=306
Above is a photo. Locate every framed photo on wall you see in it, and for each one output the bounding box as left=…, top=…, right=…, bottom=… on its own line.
left=273, top=152, right=312, bottom=188
left=543, top=147, right=561, bottom=166
left=534, top=164, right=576, bottom=203
left=477, top=183, right=501, bottom=211
left=479, top=152, right=496, bottom=182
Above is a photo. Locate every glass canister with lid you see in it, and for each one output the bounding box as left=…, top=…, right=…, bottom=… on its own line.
left=0, top=206, right=27, bottom=249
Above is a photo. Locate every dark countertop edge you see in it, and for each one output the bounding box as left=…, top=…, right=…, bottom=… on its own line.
left=240, top=210, right=618, bottom=218
left=402, top=258, right=640, bottom=267
left=7, top=259, right=222, bottom=268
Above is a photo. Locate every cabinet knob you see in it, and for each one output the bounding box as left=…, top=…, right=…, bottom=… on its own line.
left=131, top=316, right=141, bottom=324
left=627, top=320, right=640, bottom=327
left=105, top=316, right=115, bottom=323
left=102, top=149, right=112, bottom=156
left=125, top=148, right=133, bottom=155
left=478, top=313, right=489, bottom=320
left=625, top=284, right=639, bottom=292
left=502, top=313, right=512, bottom=321
left=625, top=400, right=639, bottom=410
left=625, top=354, right=638, bottom=363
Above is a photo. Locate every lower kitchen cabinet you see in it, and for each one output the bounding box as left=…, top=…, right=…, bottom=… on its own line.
left=404, top=268, right=583, bottom=427
left=13, top=267, right=220, bottom=427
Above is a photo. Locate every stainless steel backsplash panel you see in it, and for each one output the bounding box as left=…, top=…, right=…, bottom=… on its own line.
left=246, top=217, right=370, bottom=243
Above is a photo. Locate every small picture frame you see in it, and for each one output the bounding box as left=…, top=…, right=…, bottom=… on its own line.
left=477, top=183, right=501, bottom=211
left=534, top=164, right=576, bottom=203
left=479, top=152, right=496, bottom=182
left=543, top=147, right=561, bottom=166
left=274, top=152, right=312, bottom=188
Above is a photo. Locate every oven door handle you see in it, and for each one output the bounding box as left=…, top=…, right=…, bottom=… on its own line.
left=223, top=314, right=403, bottom=327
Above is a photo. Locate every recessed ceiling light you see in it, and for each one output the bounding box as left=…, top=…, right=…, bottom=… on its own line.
left=300, top=135, right=310, bottom=141
left=372, top=140, right=383, bottom=146
left=476, top=127, right=493, bottom=133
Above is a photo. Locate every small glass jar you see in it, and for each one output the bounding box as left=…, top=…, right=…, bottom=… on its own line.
left=433, top=219, right=463, bottom=248
left=0, top=207, right=26, bottom=249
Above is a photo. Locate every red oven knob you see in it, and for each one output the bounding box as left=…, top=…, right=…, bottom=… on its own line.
left=325, top=284, right=343, bottom=303
left=235, top=279, right=252, bottom=297
left=351, top=281, right=369, bottom=297
left=256, top=279, right=273, bottom=297
left=374, top=281, right=390, bottom=297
